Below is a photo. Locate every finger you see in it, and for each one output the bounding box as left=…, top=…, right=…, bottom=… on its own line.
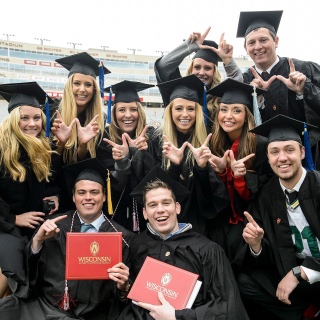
left=276, top=75, right=287, bottom=84
left=55, top=110, right=63, bottom=120
left=219, top=32, right=225, bottom=44
left=243, top=211, right=260, bottom=228
left=250, top=66, right=260, bottom=79
left=229, top=149, right=235, bottom=162
left=202, top=26, right=211, bottom=39
left=289, top=58, right=295, bottom=73
left=241, top=153, right=255, bottom=163
left=266, top=75, right=277, bottom=86
left=163, top=135, right=170, bottom=143
left=139, top=125, right=149, bottom=138
left=103, top=138, right=116, bottom=148
left=157, top=291, right=167, bottom=304
left=89, top=114, right=99, bottom=124
left=223, top=149, right=230, bottom=159
left=180, top=141, right=188, bottom=152
left=203, top=133, right=212, bottom=147
left=52, top=215, right=68, bottom=224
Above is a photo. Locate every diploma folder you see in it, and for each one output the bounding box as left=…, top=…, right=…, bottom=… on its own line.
left=128, top=256, right=202, bottom=310
left=65, top=232, right=122, bottom=280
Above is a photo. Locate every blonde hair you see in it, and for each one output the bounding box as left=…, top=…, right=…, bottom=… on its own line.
left=107, top=101, right=147, bottom=144
left=186, top=61, right=222, bottom=123
left=160, top=99, right=207, bottom=170
left=58, top=74, right=105, bottom=164
left=0, top=107, right=52, bottom=182
left=210, top=105, right=256, bottom=169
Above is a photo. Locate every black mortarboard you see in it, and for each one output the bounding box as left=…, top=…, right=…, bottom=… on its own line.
left=63, top=158, right=110, bottom=189
left=0, top=81, right=53, bottom=113
left=207, top=78, right=265, bottom=113
left=130, top=166, right=190, bottom=205
left=193, top=40, right=222, bottom=66
left=250, top=114, right=318, bottom=145
left=236, top=10, right=283, bottom=38
left=55, top=52, right=111, bottom=77
left=104, top=81, right=154, bottom=103
left=157, top=74, right=205, bottom=107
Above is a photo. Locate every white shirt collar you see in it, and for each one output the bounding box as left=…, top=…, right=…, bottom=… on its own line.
left=279, top=167, right=306, bottom=193
left=78, top=212, right=106, bottom=232
left=255, top=56, right=280, bottom=74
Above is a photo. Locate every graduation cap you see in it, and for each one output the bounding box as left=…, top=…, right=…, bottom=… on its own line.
left=250, top=114, right=318, bottom=170
left=55, top=52, right=111, bottom=78
left=63, top=158, right=115, bottom=214
left=193, top=40, right=222, bottom=66
left=130, top=166, right=190, bottom=205
left=0, top=81, right=53, bottom=136
left=208, top=78, right=265, bottom=125
left=0, top=81, right=53, bottom=113
left=236, top=10, right=283, bottom=38
left=104, top=80, right=154, bottom=103
left=208, top=78, right=265, bottom=110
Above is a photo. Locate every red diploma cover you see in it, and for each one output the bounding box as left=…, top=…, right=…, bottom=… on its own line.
left=127, top=256, right=201, bottom=310
left=65, top=232, right=122, bottom=280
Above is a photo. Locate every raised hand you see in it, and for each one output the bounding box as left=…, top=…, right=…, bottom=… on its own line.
left=103, top=134, right=129, bottom=161
left=208, top=150, right=230, bottom=174
left=31, top=215, right=67, bottom=252
left=204, top=32, right=234, bottom=65
left=188, top=26, right=211, bottom=46
left=250, top=67, right=277, bottom=90
left=123, top=125, right=149, bottom=150
left=51, top=110, right=76, bottom=145
left=76, top=114, right=100, bottom=145
left=243, top=211, right=264, bottom=253
left=229, top=150, right=255, bottom=177
left=187, top=134, right=212, bottom=168
left=162, top=135, right=188, bottom=165
left=276, top=58, right=306, bottom=95
left=138, top=292, right=176, bottom=320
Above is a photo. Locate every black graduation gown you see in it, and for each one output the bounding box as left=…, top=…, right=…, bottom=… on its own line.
left=148, top=132, right=229, bottom=237
left=0, top=148, right=61, bottom=295
left=118, top=229, right=249, bottom=320
left=0, top=212, right=135, bottom=320
left=243, top=57, right=320, bottom=169
left=207, top=135, right=274, bottom=262
left=98, top=126, right=157, bottom=233
left=233, top=171, right=320, bottom=302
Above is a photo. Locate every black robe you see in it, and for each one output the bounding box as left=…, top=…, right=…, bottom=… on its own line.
left=0, top=212, right=135, bottom=320
left=148, top=131, right=229, bottom=237
left=233, top=171, right=320, bottom=304
left=118, top=229, right=249, bottom=320
left=243, top=57, right=320, bottom=169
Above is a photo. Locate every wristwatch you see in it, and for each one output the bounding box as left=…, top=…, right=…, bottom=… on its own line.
left=292, top=266, right=305, bottom=282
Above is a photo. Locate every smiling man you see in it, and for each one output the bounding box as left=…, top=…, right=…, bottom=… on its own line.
left=119, top=169, right=249, bottom=320
left=0, top=158, right=135, bottom=320
left=235, top=115, right=320, bottom=320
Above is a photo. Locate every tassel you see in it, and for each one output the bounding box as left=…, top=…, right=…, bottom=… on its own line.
left=106, top=169, right=113, bottom=214
left=57, top=280, right=76, bottom=310
left=107, top=86, right=112, bottom=125
left=303, top=123, right=315, bottom=170
left=132, top=199, right=140, bottom=233
left=252, top=86, right=262, bottom=126
left=99, top=61, right=104, bottom=98
left=45, top=96, right=50, bottom=137
left=202, top=82, right=208, bottom=126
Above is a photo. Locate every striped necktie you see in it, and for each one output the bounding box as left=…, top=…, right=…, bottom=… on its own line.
left=285, top=190, right=299, bottom=209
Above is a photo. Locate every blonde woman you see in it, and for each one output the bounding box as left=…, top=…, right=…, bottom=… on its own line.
left=154, top=27, right=243, bottom=128
left=148, top=75, right=229, bottom=236
left=52, top=52, right=110, bottom=165
left=0, top=82, right=60, bottom=297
